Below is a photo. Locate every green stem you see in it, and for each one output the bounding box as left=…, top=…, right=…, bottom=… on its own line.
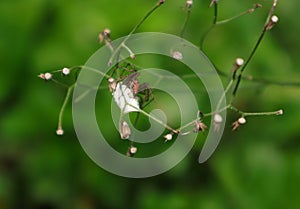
left=108, top=0, right=164, bottom=65
left=138, top=109, right=177, bottom=133
left=200, top=2, right=218, bottom=49
left=216, top=4, right=261, bottom=25
left=58, top=84, right=74, bottom=130
left=232, top=0, right=278, bottom=96
left=180, top=9, right=191, bottom=38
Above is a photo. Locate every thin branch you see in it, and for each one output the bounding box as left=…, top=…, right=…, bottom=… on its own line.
left=180, top=6, right=192, bottom=38
left=108, top=0, right=165, bottom=65
left=232, top=0, right=278, bottom=96
left=57, top=84, right=75, bottom=133
left=200, top=1, right=218, bottom=49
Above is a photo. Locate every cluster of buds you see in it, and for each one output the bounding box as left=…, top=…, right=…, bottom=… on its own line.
left=232, top=117, right=246, bottom=131
left=38, top=67, right=71, bottom=81
left=38, top=72, right=52, bottom=81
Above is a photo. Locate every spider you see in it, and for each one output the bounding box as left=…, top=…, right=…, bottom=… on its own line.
left=123, top=72, right=153, bottom=108
left=109, top=70, right=154, bottom=112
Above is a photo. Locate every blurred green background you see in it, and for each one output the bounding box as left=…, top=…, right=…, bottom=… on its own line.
left=1, top=0, right=300, bottom=208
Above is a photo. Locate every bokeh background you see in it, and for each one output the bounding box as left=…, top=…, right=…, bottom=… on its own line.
left=1, top=0, right=300, bottom=208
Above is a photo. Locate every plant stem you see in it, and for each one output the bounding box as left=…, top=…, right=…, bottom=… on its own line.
left=232, top=0, right=278, bottom=96
left=58, top=84, right=75, bottom=131
left=200, top=2, right=218, bottom=49
left=180, top=8, right=191, bottom=38
left=108, top=0, right=165, bottom=65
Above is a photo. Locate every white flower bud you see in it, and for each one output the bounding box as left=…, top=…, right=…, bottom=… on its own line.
left=271, top=15, right=279, bottom=24
left=56, top=128, right=64, bottom=136
left=164, top=134, right=173, bottom=141
left=235, top=58, right=244, bottom=67
left=62, top=67, right=70, bottom=75
left=44, top=73, right=52, bottom=80
left=186, top=0, right=193, bottom=8
left=266, top=15, right=279, bottom=30
left=130, top=146, right=137, bottom=154
left=276, top=109, right=283, bottom=115
left=172, top=51, right=183, bottom=60
left=214, top=114, right=223, bottom=124
left=238, top=117, right=246, bottom=124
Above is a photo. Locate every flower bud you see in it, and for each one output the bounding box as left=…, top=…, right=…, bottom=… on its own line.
left=56, top=127, right=64, bottom=136
left=214, top=114, right=223, bottom=124
left=164, top=133, right=173, bottom=141
left=238, top=117, right=246, bottom=124
left=172, top=51, right=183, bottom=60
left=62, top=67, right=70, bottom=76
left=186, top=0, right=193, bottom=8
left=235, top=58, right=244, bottom=67
left=266, top=15, right=279, bottom=30
left=276, top=109, right=283, bottom=115
left=44, top=73, right=52, bottom=80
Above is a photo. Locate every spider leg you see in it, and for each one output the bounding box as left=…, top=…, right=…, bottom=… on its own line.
left=137, top=83, right=154, bottom=109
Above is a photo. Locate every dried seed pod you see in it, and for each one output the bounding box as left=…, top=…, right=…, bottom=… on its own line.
left=108, top=77, right=116, bottom=92
left=232, top=117, right=246, bottom=131
left=120, top=121, right=131, bottom=139
left=194, top=120, right=208, bottom=133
